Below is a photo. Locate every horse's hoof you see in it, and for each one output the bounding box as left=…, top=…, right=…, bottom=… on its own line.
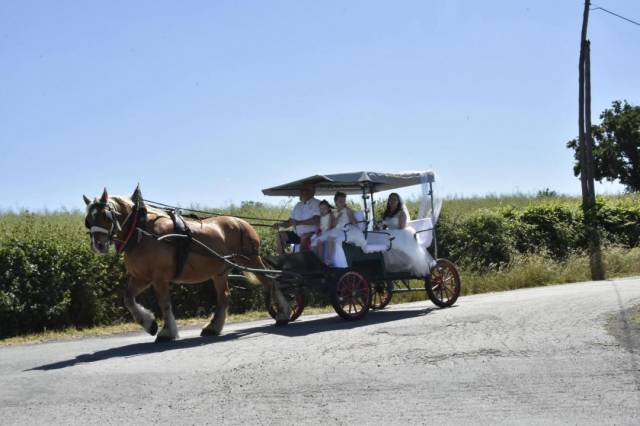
left=275, top=319, right=289, bottom=326
left=154, top=334, right=176, bottom=343
left=200, top=328, right=220, bottom=337
left=147, top=320, right=159, bottom=336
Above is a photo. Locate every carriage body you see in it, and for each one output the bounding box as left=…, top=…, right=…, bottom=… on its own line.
left=260, top=170, right=461, bottom=321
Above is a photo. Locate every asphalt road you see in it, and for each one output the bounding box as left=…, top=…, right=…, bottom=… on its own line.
left=1, top=278, right=640, bottom=425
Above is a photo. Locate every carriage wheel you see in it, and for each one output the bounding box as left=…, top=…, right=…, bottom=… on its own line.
left=371, top=280, right=394, bottom=310
left=425, top=258, right=461, bottom=308
left=331, top=271, right=371, bottom=320
left=267, top=290, right=305, bottom=322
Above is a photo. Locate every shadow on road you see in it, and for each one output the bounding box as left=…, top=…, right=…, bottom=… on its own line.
left=27, top=306, right=439, bottom=371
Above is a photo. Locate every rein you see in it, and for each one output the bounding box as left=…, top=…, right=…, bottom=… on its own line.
left=145, top=199, right=285, bottom=227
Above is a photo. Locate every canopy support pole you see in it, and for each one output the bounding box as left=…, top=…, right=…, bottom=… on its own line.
left=429, top=181, right=438, bottom=259
left=369, top=186, right=376, bottom=233
left=361, top=185, right=369, bottom=237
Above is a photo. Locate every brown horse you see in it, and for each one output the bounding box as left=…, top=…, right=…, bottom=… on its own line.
left=83, top=186, right=290, bottom=341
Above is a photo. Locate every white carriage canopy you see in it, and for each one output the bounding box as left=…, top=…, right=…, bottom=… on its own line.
left=261, top=170, right=435, bottom=196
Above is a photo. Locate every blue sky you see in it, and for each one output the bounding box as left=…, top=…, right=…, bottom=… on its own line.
left=1, top=0, right=639, bottom=211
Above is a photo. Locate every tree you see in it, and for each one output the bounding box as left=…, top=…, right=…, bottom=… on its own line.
left=568, top=100, right=640, bottom=192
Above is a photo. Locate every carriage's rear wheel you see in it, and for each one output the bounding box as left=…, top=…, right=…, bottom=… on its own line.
left=331, top=271, right=371, bottom=320
left=425, top=258, right=461, bottom=308
left=267, top=289, right=305, bottom=322
left=371, top=280, right=394, bottom=310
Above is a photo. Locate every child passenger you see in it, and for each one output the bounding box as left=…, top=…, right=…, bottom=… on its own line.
left=315, top=200, right=336, bottom=264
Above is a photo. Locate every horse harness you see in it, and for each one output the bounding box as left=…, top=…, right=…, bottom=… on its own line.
left=88, top=200, right=260, bottom=280
left=87, top=200, right=190, bottom=278
left=167, top=210, right=192, bottom=279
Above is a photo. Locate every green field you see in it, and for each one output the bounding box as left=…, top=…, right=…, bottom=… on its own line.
left=2, top=192, right=640, bottom=339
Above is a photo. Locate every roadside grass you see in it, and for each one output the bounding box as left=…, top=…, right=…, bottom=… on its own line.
left=460, top=246, right=640, bottom=295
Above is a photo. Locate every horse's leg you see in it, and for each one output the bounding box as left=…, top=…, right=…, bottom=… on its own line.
left=244, top=256, right=291, bottom=324
left=153, top=280, right=179, bottom=342
left=201, top=273, right=229, bottom=336
left=124, top=276, right=158, bottom=336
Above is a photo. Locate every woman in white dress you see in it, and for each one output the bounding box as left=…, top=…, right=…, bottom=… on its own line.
left=378, top=193, right=430, bottom=276
left=380, top=193, right=409, bottom=230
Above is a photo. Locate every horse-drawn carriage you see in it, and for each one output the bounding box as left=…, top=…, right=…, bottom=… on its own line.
left=259, top=170, right=461, bottom=321
left=83, top=170, right=460, bottom=341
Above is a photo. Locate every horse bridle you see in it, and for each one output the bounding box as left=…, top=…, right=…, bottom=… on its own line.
left=86, top=201, right=127, bottom=249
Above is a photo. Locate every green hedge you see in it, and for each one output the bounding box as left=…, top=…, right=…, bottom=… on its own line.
left=435, top=198, right=640, bottom=271
left=1, top=198, right=639, bottom=338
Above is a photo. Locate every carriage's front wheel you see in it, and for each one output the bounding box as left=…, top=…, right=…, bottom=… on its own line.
left=331, top=271, right=371, bottom=320
left=425, top=259, right=461, bottom=308
left=267, top=289, right=305, bottom=322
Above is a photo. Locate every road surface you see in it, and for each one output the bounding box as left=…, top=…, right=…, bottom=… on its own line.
left=1, top=278, right=639, bottom=425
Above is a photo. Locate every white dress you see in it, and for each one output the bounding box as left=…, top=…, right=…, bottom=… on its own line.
left=325, top=208, right=366, bottom=267
left=315, top=214, right=333, bottom=242
left=380, top=209, right=433, bottom=277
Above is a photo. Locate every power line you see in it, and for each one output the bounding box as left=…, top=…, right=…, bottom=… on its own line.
left=591, top=5, right=640, bottom=27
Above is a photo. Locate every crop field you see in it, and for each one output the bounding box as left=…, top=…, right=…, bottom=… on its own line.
left=2, top=193, right=640, bottom=339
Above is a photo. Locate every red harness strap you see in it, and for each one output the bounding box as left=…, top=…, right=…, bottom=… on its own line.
left=115, top=210, right=140, bottom=253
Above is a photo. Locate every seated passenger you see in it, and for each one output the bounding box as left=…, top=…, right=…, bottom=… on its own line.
left=332, top=191, right=358, bottom=231
left=272, top=182, right=320, bottom=254
left=376, top=193, right=431, bottom=276
left=321, top=192, right=365, bottom=266
left=314, top=200, right=336, bottom=264
left=379, top=192, right=409, bottom=230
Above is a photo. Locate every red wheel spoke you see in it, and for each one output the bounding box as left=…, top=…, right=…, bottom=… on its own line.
left=335, top=271, right=370, bottom=319
left=426, top=260, right=461, bottom=308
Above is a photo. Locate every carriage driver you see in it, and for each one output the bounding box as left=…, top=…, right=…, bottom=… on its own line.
left=273, top=182, right=321, bottom=254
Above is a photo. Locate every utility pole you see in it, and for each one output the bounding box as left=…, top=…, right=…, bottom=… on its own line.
left=579, top=0, right=604, bottom=280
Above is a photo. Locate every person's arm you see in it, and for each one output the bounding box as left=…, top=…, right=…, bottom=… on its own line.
left=329, top=213, right=337, bottom=229
left=272, top=218, right=294, bottom=229
left=292, top=216, right=320, bottom=226
left=274, top=203, right=299, bottom=228
left=398, top=210, right=407, bottom=229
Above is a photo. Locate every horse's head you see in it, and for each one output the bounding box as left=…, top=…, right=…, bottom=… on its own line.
left=83, top=188, right=123, bottom=254
left=83, top=185, right=147, bottom=254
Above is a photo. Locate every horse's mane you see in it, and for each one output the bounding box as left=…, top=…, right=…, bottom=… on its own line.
left=110, top=196, right=171, bottom=218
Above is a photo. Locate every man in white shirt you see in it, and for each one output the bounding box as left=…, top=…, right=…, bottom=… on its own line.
left=273, top=182, right=321, bottom=254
